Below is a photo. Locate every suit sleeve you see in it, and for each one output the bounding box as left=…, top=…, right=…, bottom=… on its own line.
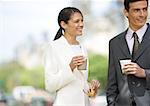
left=106, top=40, right=118, bottom=106
left=44, top=43, right=76, bottom=93
left=145, top=69, right=150, bottom=89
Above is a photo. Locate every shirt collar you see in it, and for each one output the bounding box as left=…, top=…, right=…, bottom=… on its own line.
left=126, top=24, right=148, bottom=40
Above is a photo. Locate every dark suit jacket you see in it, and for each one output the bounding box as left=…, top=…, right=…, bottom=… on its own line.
left=106, top=23, right=150, bottom=106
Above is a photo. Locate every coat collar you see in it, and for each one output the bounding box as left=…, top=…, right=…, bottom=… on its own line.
left=118, top=30, right=132, bottom=59
left=57, top=35, right=70, bottom=46
left=57, top=36, right=87, bottom=56
left=118, top=23, right=150, bottom=61
left=53, top=36, right=72, bottom=64
left=134, top=23, right=150, bottom=61
left=54, top=35, right=87, bottom=62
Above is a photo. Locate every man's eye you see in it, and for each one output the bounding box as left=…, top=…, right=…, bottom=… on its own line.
left=134, top=9, right=140, bottom=12
left=143, top=8, right=147, bottom=12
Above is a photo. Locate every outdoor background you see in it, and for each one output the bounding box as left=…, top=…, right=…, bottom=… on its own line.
left=0, top=0, right=150, bottom=105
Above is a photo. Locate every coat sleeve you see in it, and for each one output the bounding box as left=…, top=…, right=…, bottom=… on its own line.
left=106, top=40, right=118, bottom=106
left=44, top=43, right=76, bottom=93
left=81, top=45, right=89, bottom=80
left=145, top=69, right=150, bottom=89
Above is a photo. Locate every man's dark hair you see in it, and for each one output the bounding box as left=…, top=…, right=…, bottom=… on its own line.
left=124, top=0, right=149, bottom=11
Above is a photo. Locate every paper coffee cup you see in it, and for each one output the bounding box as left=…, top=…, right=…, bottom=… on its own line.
left=77, top=58, right=87, bottom=70
left=120, top=59, right=131, bottom=74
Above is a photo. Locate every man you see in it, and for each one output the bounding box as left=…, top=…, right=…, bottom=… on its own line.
left=106, top=0, right=150, bottom=106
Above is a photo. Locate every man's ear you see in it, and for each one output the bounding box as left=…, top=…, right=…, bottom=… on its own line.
left=124, top=9, right=128, bottom=18
left=60, top=21, right=67, bottom=29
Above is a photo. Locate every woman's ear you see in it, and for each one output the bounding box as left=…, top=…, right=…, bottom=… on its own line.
left=60, top=21, right=67, bottom=29
left=123, top=9, right=128, bottom=18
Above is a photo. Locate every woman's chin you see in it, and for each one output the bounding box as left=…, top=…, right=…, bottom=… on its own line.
left=77, top=33, right=83, bottom=36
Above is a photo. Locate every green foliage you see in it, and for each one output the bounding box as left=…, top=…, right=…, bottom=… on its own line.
left=0, top=62, right=22, bottom=92
left=0, top=52, right=108, bottom=93
left=88, top=51, right=108, bottom=91
left=0, top=61, right=44, bottom=92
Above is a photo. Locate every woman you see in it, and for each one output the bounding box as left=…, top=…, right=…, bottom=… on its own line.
left=44, top=7, right=99, bottom=106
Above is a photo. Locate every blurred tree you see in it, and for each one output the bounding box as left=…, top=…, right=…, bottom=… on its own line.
left=0, top=52, right=107, bottom=94
left=0, top=61, right=44, bottom=92
left=88, top=51, right=108, bottom=93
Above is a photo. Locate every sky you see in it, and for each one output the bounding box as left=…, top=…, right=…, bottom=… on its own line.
left=0, top=0, right=72, bottom=63
left=0, top=0, right=115, bottom=63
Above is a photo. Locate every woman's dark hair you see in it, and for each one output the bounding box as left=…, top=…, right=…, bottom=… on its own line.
left=54, top=7, right=83, bottom=40
left=124, top=0, right=148, bottom=11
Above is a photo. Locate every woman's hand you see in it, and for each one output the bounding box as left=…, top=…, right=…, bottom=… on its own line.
left=90, top=79, right=100, bottom=88
left=84, top=80, right=100, bottom=98
left=89, top=79, right=100, bottom=94
left=69, top=56, right=85, bottom=71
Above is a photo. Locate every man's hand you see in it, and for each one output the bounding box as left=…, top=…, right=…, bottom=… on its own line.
left=123, top=62, right=146, bottom=78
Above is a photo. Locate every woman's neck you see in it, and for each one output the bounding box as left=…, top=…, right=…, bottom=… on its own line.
left=64, top=34, right=79, bottom=45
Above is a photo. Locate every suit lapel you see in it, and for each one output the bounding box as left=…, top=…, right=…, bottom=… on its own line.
left=118, top=30, right=132, bottom=59
left=133, top=24, right=150, bottom=61
left=117, top=31, right=131, bottom=80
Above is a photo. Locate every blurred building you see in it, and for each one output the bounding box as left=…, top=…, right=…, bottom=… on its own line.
left=13, top=86, right=53, bottom=105
left=14, top=0, right=128, bottom=68
left=13, top=1, right=127, bottom=69
left=71, top=0, right=126, bottom=55
left=15, top=32, right=49, bottom=69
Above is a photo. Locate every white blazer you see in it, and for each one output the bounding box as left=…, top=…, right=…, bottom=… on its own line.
left=44, top=36, right=89, bottom=106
